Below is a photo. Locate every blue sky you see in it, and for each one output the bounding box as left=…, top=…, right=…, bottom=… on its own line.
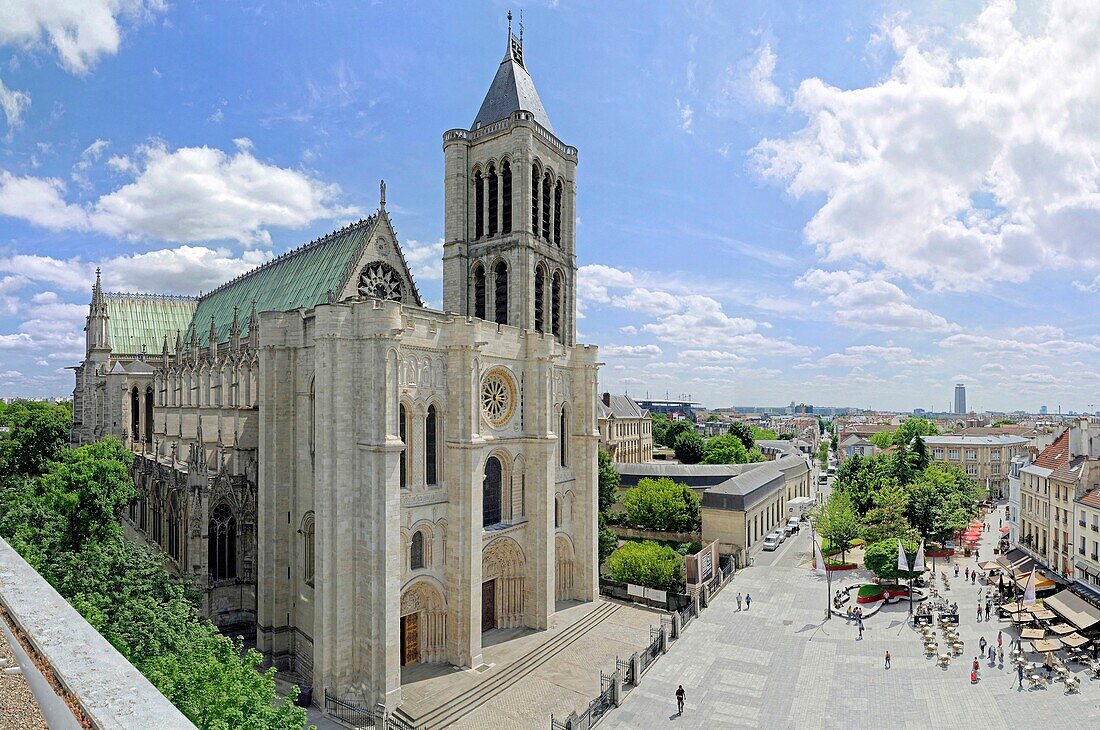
left=1, top=1, right=1099, bottom=412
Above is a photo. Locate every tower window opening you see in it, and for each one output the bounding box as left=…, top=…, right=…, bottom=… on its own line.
left=534, top=265, right=545, bottom=333
left=488, top=164, right=498, bottom=237
left=473, top=263, right=486, bottom=319
left=542, top=173, right=552, bottom=241
left=474, top=171, right=484, bottom=239
left=552, top=271, right=563, bottom=339
left=554, top=181, right=563, bottom=247
left=502, top=161, right=512, bottom=233
left=531, top=164, right=540, bottom=236
left=493, top=260, right=509, bottom=326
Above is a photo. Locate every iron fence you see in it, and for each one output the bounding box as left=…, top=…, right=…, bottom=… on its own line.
left=679, top=601, right=695, bottom=629
left=324, top=690, right=377, bottom=728
left=640, top=630, right=662, bottom=673
left=617, top=656, right=634, bottom=686
left=550, top=671, right=617, bottom=730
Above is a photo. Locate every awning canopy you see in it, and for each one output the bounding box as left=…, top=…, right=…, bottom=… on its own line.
left=1030, top=608, right=1057, bottom=621
left=1021, top=627, right=1046, bottom=640
left=1013, top=573, right=1057, bottom=592
left=1062, top=632, right=1090, bottom=648
left=1002, top=603, right=1031, bottom=615
left=978, top=560, right=1000, bottom=572
left=1030, top=638, right=1062, bottom=653
left=1048, top=622, right=1076, bottom=635
left=1045, top=589, right=1100, bottom=632
left=997, top=548, right=1033, bottom=574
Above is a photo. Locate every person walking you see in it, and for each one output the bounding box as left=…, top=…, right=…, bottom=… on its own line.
left=736, top=593, right=742, bottom=611
left=964, top=567, right=969, bottom=581
left=955, top=564, right=960, bottom=578
left=884, top=650, right=891, bottom=669
left=997, top=630, right=1003, bottom=648
left=676, top=685, right=685, bottom=715
left=1017, top=664, right=1025, bottom=689
left=971, top=572, right=976, bottom=585
left=998, top=645, right=1004, bottom=665
left=979, top=637, right=987, bottom=654
left=858, top=621, right=864, bottom=640
left=745, top=594, right=752, bottom=610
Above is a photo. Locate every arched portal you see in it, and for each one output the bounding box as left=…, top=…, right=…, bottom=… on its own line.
left=400, top=580, right=447, bottom=665
left=482, top=537, right=525, bottom=631
left=555, top=534, right=576, bottom=602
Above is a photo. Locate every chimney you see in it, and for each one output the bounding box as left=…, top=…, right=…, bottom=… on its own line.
left=1070, top=417, right=1090, bottom=457
left=602, top=392, right=611, bottom=407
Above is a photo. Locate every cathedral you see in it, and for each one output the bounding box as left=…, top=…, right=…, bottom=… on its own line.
left=71, top=21, right=598, bottom=710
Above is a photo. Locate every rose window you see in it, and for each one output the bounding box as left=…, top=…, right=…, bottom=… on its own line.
left=358, top=262, right=403, bottom=301
left=480, top=369, right=516, bottom=426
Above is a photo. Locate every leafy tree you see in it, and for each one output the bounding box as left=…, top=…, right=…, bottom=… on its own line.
left=746, top=447, right=767, bottom=463
left=751, top=426, right=778, bottom=441
left=910, top=435, right=930, bottom=471
left=726, top=421, right=755, bottom=451
left=662, top=420, right=693, bottom=449
left=701, top=434, right=749, bottom=465
left=816, top=442, right=829, bottom=470
left=705, top=414, right=720, bottom=422
left=651, top=413, right=672, bottom=446
left=621, top=477, right=700, bottom=532
left=905, top=464, right=978, bottom=543
left=597, top=449, right=620, bottom=513
left=892, top=417, right=939, bottom=445
left=810, top=491, right=862, bottom=564
left=992, top=418, right=1013, bottom=427
left=833, top=454, right=898, bottom=516
left=863, top=538, right=922, bottom=581
left=0, top=400, right=72, bottom=478
left=869, top=430, right=894, bottom=448
left=673, top=430, right=704, bottom=465
left=606, top=540, right=684, bottom=591
left=598, top=514, right=619, bottom=562
left=860, top=483, right=918, bottom=544
left=778, top=433, right=794, bottom=440
left=830, top=432, right=839, bottom=451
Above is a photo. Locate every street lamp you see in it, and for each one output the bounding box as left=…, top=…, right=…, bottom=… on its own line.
left=809, top=517, right=831, bottom=621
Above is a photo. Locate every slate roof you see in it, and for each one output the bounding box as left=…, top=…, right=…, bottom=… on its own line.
left=472, top=35, right=554, bottom=133
left=186, top=216, right=394, bottom=348
left=104, top=293, right=197, bottom=355
left=598, top=393, right=648, bottom=420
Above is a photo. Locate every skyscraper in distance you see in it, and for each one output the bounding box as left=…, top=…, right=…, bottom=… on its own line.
left=954, top=383, right=967, bottom=414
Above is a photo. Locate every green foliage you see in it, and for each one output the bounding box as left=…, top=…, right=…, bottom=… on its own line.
left=705, top=414, right=720, bottom=422
left=905, top=463, right=979, bottom=542
left=860, top=483, right=918, bottom=544
left=606, top=540, right=684, bottom=591
left=597, top=449, right=621, bottom=513
left=621, top=477, right=701, bottom=532
left=893, top=418, right=939, bottom=445
left=992, top=418, right=1013, bottom=427
left=0, top=400, right=72, bottom=478
left=0, top=426, right=309, bottom=729
left=673, top=430, right=704, bottom=465
left=816, top=441, right=829, bottom=469
left=810, top=491, right=862, bottom=563
left=869, top=430, right=894, bottom=448
left=778, top=433, right=794, bottom=440
left=662, top=420, right=693, bottom=449
left=834, top=454, right=898, bottom=516
left=726, top=421, right=755, bottom=451
left=751, top=426, right=778, bottom=441
left=651, top=413, right=672, bottom=447
left=863, top=538, right=922, bottom=581
left=701, top=434, right=750, bottom=465
left=598, top=514, right=619, bottom=562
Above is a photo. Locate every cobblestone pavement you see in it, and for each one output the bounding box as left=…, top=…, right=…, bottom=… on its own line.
left=604, top=508, right=1100, bottom=729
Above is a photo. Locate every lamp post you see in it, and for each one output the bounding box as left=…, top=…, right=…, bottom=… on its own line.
left=810, top=518, right=831, bottom=621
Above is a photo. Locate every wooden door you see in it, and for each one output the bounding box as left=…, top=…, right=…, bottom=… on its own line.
left=482, top=579, right=496, bottom=632
left=401, top=613, right=419, bottom=666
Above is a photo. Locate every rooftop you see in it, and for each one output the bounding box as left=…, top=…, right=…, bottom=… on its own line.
left=472, top=23, right=554, bottom=133
left=923, top=435, right=1030, bottom=446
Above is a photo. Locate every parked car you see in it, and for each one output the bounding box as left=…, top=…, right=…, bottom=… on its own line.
left=785, top=518, right=800, bottom=535
left=762, top=534, right=781, bottom=551
left=769, top=528, right=786, bottom=544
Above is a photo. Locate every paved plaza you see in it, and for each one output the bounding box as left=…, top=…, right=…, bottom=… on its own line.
left=604, top=511, right=1100, bottom=729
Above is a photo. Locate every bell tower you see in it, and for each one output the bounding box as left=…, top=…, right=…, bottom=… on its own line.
left=442, top=13, right=578, bottom=346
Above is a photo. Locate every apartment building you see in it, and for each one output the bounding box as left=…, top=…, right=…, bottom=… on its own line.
left=597, top=392, right=653, bottom=463
left=1073, top=487, right=1100, bottom=595
left=923, top=435, right=1029, bottom=498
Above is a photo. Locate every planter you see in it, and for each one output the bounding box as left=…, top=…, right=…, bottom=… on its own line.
left=825, top=562, right=857, bottom=572
left=856, top=585, right=909, bottom=603
left=925, top=548, right=954, bottom=558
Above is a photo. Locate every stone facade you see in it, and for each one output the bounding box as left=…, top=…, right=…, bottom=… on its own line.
left=70, top=24, right=598, bottom=712
left=597, top=392, right=653, bottom=463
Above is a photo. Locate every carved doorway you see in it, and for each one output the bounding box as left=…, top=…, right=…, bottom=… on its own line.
left=401, top=613, right=420, bottom=666
left=481, top=579, right=496, bottom=632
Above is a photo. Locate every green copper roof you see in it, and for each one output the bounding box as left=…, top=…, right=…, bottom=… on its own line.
left=186, top=217, right=377, bottom=348
left=105, top=294, right=198, bottom=355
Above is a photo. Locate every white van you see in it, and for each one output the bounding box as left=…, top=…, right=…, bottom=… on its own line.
left=762, top=534, right=781, bottom=551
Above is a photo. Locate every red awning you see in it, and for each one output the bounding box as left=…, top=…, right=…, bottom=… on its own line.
left=1000, top=526, right=1010, bottom=534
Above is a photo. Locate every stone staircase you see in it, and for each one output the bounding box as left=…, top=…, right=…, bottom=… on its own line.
left=403, top=600, right=621, bottom=729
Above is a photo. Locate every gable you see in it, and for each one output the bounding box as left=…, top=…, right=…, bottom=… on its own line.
left=335, top=210, right=423, bottom=306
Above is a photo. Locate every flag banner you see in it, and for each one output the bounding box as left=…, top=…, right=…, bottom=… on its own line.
left=915, top=540, right=925, bottom=571
left=814, top=540, right=826, bottom=573
left=1022, top=569, right=1037, bottom=605
left=897, top=538, right=909, bottom=573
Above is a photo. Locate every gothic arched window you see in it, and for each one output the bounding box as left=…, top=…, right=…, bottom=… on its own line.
left=560, top=407, right=568, bottom=468
left=411, top=530, right=425, bottom=570
left=483, top=456, right=503, bottom=528
left=302, top=513, right=315, bottom=586
left=130, top=387, right=139, bottom=440
left=502, top=161, right=512, bottom=233
left=426, top=405, right=439, bottom=486
left=551, top=270, right=563, bottom=339
left=493, top=260, right=508, bottom=326
left=554, top=180, right=563, bottom=247
left=209, top=503, right=237, bottom=581
left=399, top=403, right=409, bottom=489
left=474, top=170, right=484, bottom=239
left=473, top=263, right=486, bottom=320
left=555, top=496, right=562, bottom=528
left=167, top=492, right=180, bottom=561
left=152, top=494, right=163, bottom=546
left=488, top=164, right=498, bottom=237
left=542, top=173, right=552, bottom=241
left=531, top=164, right=540, bottom=236
left=144, top=387, right=154, bottom=444
left=534, top=264, right=546, bottom=333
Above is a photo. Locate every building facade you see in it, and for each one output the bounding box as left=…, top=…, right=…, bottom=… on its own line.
left=923, top=435, right=1028, bottom=498
left=954, top=383, right=967, bottom=414
left=597, top=393, right=653, bottom=463
left=71, top=25, right=598, bottom=711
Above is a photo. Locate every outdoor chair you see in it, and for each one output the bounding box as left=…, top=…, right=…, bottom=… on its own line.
left=1064, top=676, right=1080, bottom=694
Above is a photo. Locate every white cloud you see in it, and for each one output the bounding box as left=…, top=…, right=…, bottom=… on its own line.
left=612, top=287, right=681, bottom=317
left=642, top=294, right=757, bottom=344
left=678, top=349, right=748, bottom=364
left=676, top=99, right=694, bottom=134
left=0, top=140, right=357, bottom=245
left=0, top=74, right=30, bottom=133
left=795, top=269, right=957, bottom=332
left=577, top=264, right=635, bottom=307
left=601, top=344, right=663, bottom=359
left=0, top=0, right=166, bottom=74
left=403, top=238, right=443, bottom=281
left=748, top=44, right=783, bottom=106
left=752, top=0, right=1100, bottom=291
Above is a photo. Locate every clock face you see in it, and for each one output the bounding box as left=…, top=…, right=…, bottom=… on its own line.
left=357, top=262, right=403, bottom=301
left=480, top=368, right=516, bottom=426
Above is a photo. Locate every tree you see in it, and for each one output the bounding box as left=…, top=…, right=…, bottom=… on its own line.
left=751, top=426, right=778, bottom=441
left=992, top=418, right=1013, bottom=427
left=778, top=433, right=794, bottom=440
left=726, top=421, right=755, bottom=451
left=830, top=432, right=839, bottom=451
left=701, top=434, right=749, bottom=465
left=892, top=418, right=939, bottom=446
left=863, top=538, right=922, bottom=581
left=910, top=435, right=930, bottom=471
left=662, top=420, right=693, bottom=449
left=597, top=449, right=620, bottom=513
left=860, top=483, right=918, bottom=544
left=810, top=491, right=862, bottom=564
left=651, top=413, right=672, bottom=447
left=606, top=540, right=684, bottom=591
left=598, top=514, right=618, bottom=562
left=673, top=430, right=704, bottom=465
left=905, top=464, right=978, bottom=543
left=621, top=477, right=700, bottom=532
left=0, top=400, right=72, bottom=478
left=833, top=454, right=897, bottom=516
left=816, top=442, right=829, bottom=470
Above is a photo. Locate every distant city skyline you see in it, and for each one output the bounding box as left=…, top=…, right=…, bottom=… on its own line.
left=1, top=2, right=1100, bottom=412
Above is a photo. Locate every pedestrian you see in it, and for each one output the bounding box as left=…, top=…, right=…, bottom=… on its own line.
left=745, top=594, right=752, bottom=610
left=997, top=645, right=1004, bottom=665
left=971, top=572, right=976, bottom=585
left=979, top=637, right=987, bottom=654
left=999, top=518, right=1003, bottom=528
left=736, top=592, right=742, bottom=611
left=1017, top=664, right=1024, bottom=689
left=884, top=650, right=891, bottom=669
left=676, top=685, right=685, bottom=715
left=977, top=605, right=982, bottom=622
left=964, top=567, right=969, bottom=581
left=972, top=657, right=980, bottom=674
left=858, top=623, right=864, bottom=640
left=955, top=564, right=960, bottom=578
left=997, top=631, right=1003, bottom=647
